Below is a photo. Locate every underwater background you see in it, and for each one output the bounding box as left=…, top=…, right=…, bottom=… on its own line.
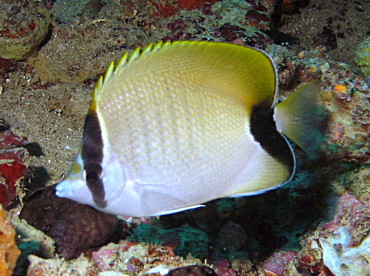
left=0, top=0, right=369, bottom=275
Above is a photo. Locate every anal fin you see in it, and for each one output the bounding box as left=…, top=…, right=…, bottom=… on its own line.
left=224, top=142, right=295, bottom=198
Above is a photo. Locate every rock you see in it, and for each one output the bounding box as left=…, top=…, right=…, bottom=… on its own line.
left=20, top=185, right=121, bottom=259
left=0, top=0, right=51, bottom=60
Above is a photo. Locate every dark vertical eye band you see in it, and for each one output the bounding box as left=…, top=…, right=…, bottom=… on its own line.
left=81, top=110, right=107, bottom=208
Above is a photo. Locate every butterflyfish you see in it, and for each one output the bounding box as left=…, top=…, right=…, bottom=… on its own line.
left=56, top=41, right=324, bottom=217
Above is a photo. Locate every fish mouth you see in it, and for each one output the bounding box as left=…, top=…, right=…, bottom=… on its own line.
left=55, top=180, right=74, bottom=198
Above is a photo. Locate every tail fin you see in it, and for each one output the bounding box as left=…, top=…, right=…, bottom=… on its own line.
left=273, top=80, right=326, bottom=158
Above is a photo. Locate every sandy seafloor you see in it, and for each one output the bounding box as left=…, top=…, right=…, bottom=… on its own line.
left=0, top=0, right=369, bottom=275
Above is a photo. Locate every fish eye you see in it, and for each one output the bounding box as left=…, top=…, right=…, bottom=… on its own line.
left=85, top=171, right=100, bottom=182
left=83, top=163, right=103, bottom=183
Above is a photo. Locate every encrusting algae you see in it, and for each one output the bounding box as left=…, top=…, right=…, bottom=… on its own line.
left=0, top=205, right=20, bottom=276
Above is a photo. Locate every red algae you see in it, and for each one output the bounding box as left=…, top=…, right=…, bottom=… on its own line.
left=0, top=130, right=28, bottom=148
left=260, top=250, right=298, bottom=276
left=152, top=0, right=219, bottom=17
left=178, top=0, right=218, bottom=10
left=0, top=130, right=29, bottom=208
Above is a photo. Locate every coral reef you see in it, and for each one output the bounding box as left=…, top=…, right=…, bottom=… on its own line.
left=355, top=37, right=370, bottom=77
left=53, top=0, right=104, bottom=24
left=91, top=241, right=201, bottom=274
left=0, top=0, right=368, bottom=274
left=347, top=165, right=370, bottom=200
left=297, top=192, right=370, bottom=275
left=155, top=0, right=273, bottom=46
left=28, top=0, right=276, bottom=83
left=0, top=205, right=20, bottom=276
left=0, top=81, right=91, bottom=187
left=168, top=265, right=217, bottom=275
left=260, top=250, right=298, bottom=275
left=13, top=231, right=42, bottom=276
left=0, top=0, right=51, bottom=60
left=28, top=0, right=155, bottom=84
left=11, top=217, right=55, bottom=275
left=263, top=44, right=370, bottom=164
left=0, top=130, right=29, bottom=208
left=320, top=226, right=370, bottom=276
left=28, top=21, right=147, bottom=84
left=0, top=59, right=16, bottom=79
left=278, top=0, right=370, bottom=66
left=20, top=185, right=122, bottom=259
left=27, top=254, right=95, bottom=276
left=152, top=0, right=218, bottom=17
left=216, top=221, right=247, bottom=252
left=130, top=224, right=210, bottom=259
left=321, top=68, right=369, bottom=164
left=27, top=241, right=203, bottom=275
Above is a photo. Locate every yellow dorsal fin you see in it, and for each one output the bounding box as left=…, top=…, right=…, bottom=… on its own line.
left=94, top=41, right=173, bottom=98
left=115, top=52, right=129, bottom=73
left=104, top=61, right=115, bottom=82
left=141, top=43, right=154, bottom=56
left=92, top=75, right=104, bottom=105
left=128, top=47, right=142, bottom=64
left=93, top=40, right=277, bottom=109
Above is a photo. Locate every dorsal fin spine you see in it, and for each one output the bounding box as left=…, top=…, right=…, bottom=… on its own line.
left=163, top=40, right=172, bottom=48
left=94, top=76, right=103, bottom=94
left=142, top=43, right=154, bottom=56
left=94, top=41, right=172, bottom=97
left=104, top=61, right=115, bottom=82
left=115, top=52, right=128, bottom=73
left=153, top=41, right=163, bottom=51
left=128, top=47, right=142, bottom=64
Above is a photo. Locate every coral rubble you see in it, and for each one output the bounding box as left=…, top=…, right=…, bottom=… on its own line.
left=27, top=254, right=95, bottom=276
left=27, top=241, right=203, bottom=275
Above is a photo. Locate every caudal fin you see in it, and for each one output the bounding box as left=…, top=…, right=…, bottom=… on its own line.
left=273, top=80, right=326, bottom=158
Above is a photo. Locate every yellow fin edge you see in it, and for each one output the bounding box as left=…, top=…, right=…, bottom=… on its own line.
left=92, top=40, right=275, bottom=107
left=94, top=41, right=175, bottom=98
